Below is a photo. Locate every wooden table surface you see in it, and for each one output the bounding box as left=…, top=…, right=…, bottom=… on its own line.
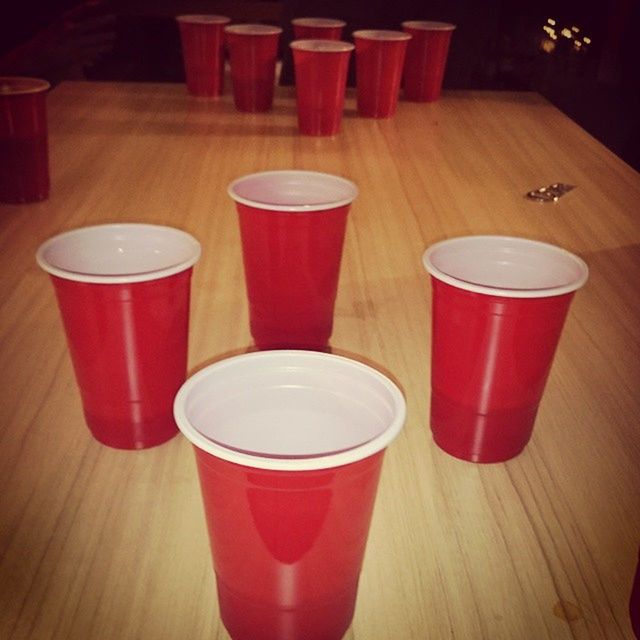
left=1, top=81, right=639, bottom=640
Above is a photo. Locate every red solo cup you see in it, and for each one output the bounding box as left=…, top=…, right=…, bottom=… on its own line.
left=423, top=236, right=589, bottom=463
left=173, top=349, right=406, bottom=640
left=224, top=24, right=283, bottom=112
left=36, top=224, right=200, bottom=450
left=228, top=170, right=358, bottom=350
left=401, top=21, right=456, bottom=102
left=290, top=39, right=354, bottom=136
left=0, top=77, right=50, bottom=203
left=632, top=548, right=640, bottom=638
left=353, top=30, right=411, bottom=118
left=292, top=17, right=346, bottom=40
left=176, top=15, right=230, bottom=97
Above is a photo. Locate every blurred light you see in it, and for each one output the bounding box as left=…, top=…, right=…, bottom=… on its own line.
left=551, top=33, right=558, bottom=40
left=571, top=26, right=580, bottom=33
left=547, top=18, right=556, bottom=25
left=561, top=28, right=572, bottom=38
left=541, top=39, right=556, bottom=53
left=583, top=36, right=591, bottom=44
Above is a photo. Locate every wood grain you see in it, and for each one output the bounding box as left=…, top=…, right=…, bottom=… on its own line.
left=0, top=82, right=638, bottom=639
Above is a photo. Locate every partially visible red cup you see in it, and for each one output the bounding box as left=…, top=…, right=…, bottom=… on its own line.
left=632, top=547, right=640, bottom=638
left=401, top=21, right=456, bottom=102
left=228, top=170, right=358, bottom=350
left=36, top=224, right=201, bottom=450
left=292, top=17, right=346, bottom=40
left=224, top=24, right=283, bottom=112
left=176, top=15, right=230, bottom=97
left=423, top=236, right=588, bottom=463
left=173, top=349, right=406, bottom=640
left=353, top=30, right=411, bottom=118
left=0, top=77, right=50, bottom=204
left=290, top=39, right=354, bottom=136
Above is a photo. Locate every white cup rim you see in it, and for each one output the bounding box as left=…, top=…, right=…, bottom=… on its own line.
left=224, top=23, right=283, bottom=36
left=352, top=29, right=412, bottom=41
left=176, top=14, right=231, bottom=24
left=173, top=350, right=406, bottom=471
left=291, top=17, right=346, bottom=28
left=422, top=235, right=588, bottom=298
left=0, top=76, right=50, bottom=95
left=228, top=170, right=358, bottom=212
left=290, top=39, right=354, bottom=53
left=36, top=223, right=201, bottom=284
left=401, top=21, right=457, bottom=31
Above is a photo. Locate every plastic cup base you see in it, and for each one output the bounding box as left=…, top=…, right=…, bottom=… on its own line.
left=85, top=413, right=180, bottom=450
left=217, top=575, right=355, bottom=640
left=430, top=393, right=537, bottom=463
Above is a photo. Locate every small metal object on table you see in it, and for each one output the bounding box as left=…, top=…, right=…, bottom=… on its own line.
left=526, top=183, right=576, bottom=202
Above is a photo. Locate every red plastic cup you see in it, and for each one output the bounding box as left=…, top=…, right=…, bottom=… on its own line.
left=176, top=15, right=230, bottom=97
left=632, top=548, right=640, bottom=639
left=224, top=24, right=282, bottom=112
left=228, top=170, right=358, bottom=350
left=401, top=21, right=456, bottom=102
left=423, top=236, right=589, bottom=463
left=292, top=17, right=346, bottom=40
left=173, top=349, right=406, bottom=640
left=36, top=224, right=201, bottom=450
left=0, top=77, right=50, bottom=204
left=353, top=30, right=411, bottom=118
left=290, top=39, right=354, bottom=136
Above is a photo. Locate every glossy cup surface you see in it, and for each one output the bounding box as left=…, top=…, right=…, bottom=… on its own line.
left=37, top=224, right=200, bottom=449
left=423, top=236, right=588, bottom=462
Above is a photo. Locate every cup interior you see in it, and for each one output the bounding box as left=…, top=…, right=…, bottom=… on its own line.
left=423, top=236, right=588, bottom=297
left=175, top=351, right=406, bottom=470
left=36, top=223, right=201, bottom=284
left=228, top=170, right=358, bottom=211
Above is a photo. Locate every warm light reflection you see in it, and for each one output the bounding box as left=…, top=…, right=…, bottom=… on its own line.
left=540, top=20, right=591, bottom=54
left=541, top=39, right=556, bottom=53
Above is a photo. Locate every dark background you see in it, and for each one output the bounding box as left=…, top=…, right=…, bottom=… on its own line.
left=3, top=0, right=638, bottom=171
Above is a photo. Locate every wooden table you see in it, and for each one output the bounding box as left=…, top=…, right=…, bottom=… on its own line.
left=1, top=82, right=639, bottom=639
